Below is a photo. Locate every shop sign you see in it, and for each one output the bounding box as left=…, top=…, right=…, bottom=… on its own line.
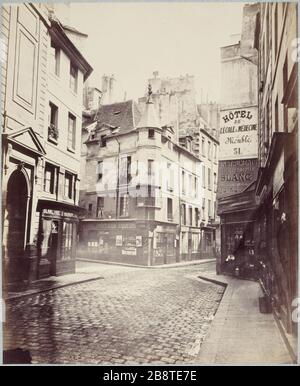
left=218, top=158, right=258, bottom=198
left=43, top=209, right=63, bottom=217
left=122, top=248, right=137, bottom=256
left=220, top=107, right=258, bottom=160
left=101, top=222, right=136, bottom=230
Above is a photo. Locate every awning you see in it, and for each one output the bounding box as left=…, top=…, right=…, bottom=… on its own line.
left=37, top=199, right=86, bottom=215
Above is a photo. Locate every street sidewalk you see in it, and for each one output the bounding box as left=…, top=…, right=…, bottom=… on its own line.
left=3, top=265, right=104, bottom=301
left=196, top=272, right=297, bottom=365
left=77, top=257, right=215, bottom=269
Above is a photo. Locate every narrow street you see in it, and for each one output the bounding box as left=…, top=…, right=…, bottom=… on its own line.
left=3, top=261, right=224, bottom=364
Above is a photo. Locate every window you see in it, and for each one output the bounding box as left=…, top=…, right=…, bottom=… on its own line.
left=195, top=208, right=199, bottom=227
left=192, top=233, right=200, bottom=253
left=64, top=172, right=73, bottom=199
left=189, top=206, right=193, bottom=226
left=208, top=168, right=211, bottom=190
left=148, top=129, right=155, bottom=138
left=202, top=137, right=205, bottom=157
left=208, top=199, right=212, bottom=218
left=48, top=102, right=58, bottom=142
left=120, top=193, right=129, bottom=217
left=202, top=198, right=205, bottom=219
left=68, top=113, right=76, bottom=151
left=213, top=143, right=217, bottom=162
left=127, top=156, right=132, bottom=184
left=182, top=170, right=185, bottom=194
left=202, top=165, right=206, bottom=188
left=50, top=40, right=60, bottom=76
left=181, top=203, right=186, bottom=225
left=70, top=63, right=78, bottom=93
left=88, top=203, right=93, bottom=216
left=97, top=161, right=103, bottom=182
left=148, top=159, right=154, bottom=185
left=194, top=176, right=198, bottom=198
left=100, top=135, right=107, bottom=147
left=97, top=197, right=104, bottom=218
left=214, top=172, right=217, bottom=192
left=167, top=163, right=174, bottom=191
left=208, top=141, right=211, bottom=160
left=62, top=222, right=73, bottom=260
left=167, top=198, right=173, bottom=221
left=119, top=156, right=132, bottom=185
left=44, top=163, right=56, bottom=194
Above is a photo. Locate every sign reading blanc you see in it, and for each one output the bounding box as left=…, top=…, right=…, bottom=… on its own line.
left=219, top=107, right=258, bottom=160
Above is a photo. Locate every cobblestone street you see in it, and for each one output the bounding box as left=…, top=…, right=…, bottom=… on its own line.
left=3, top=261, right=224, bottom=364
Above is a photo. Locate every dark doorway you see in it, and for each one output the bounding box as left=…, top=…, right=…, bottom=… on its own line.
left=6, top=170, right=28, bottom=256
left=49, top=221, right=59, bottom=276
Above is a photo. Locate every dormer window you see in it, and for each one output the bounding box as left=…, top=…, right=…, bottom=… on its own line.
left=100, top=135, right=107, bottom=147
left=148, top=129, right=155, bottom=138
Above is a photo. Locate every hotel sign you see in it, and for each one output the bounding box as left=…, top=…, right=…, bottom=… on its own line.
left=219, top=107, right=258, bottom=161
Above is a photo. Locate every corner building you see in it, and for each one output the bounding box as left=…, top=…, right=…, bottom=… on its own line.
left=79, top=89, right=203, bottom=265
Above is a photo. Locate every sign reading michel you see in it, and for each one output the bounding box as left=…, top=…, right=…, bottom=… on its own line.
left=219, top=107, right=258, bottom=160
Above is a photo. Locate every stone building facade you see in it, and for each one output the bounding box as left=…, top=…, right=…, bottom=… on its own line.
left=218, top=3, right=259, bottom=275
left=139, top=74, right=220, bottom=257
left=79, top=89, right=203, bottom=265
left=1, top=3, right=92, bottom=283
left=254, top=2, right=298, bottom=341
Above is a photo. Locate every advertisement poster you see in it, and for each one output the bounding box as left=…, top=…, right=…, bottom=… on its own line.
left=116, top=235, right=123, bottom=246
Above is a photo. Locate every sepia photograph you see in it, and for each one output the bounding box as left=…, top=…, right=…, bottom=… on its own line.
left=1, top=0, right=299, bottom=368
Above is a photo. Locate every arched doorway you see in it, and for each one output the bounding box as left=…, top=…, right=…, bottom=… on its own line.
left=6, top=170, right=29, bottom=256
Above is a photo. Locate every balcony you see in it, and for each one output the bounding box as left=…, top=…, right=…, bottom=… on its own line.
left=136, top=196, right=161, bottom=208
left=48, top=124, right=59, bottom=144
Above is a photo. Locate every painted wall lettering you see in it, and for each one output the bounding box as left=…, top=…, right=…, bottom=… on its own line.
left=219, top=107, right=258, bottom=161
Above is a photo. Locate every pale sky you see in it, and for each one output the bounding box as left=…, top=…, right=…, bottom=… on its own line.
left=65, top=1, right=245, bottom=103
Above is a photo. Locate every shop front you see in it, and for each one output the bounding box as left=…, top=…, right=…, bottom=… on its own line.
left=78, top=220, right=178, bottom=266
left=37, top=201, right=81, bottom=278
left=199, top=225, right=215, bottom=259
left=152, top=223, right=177, bottom=265
left=218, top=187, right=258, bottom=278
left=256, top=132, right=298, bottom=336
left=78, top=220, right=151, bottom=265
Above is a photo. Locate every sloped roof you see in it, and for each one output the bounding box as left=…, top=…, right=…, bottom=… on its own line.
left=85, top=100, right=141, bottom=137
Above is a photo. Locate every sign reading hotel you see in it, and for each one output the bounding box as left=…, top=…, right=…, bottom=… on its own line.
left=219, top=107, right=258, bottom=160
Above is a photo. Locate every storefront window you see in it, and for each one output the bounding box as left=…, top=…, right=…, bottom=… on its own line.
left=192, top=233, right=200, bottom=253
left=61, top=222, right=74, bottom=260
